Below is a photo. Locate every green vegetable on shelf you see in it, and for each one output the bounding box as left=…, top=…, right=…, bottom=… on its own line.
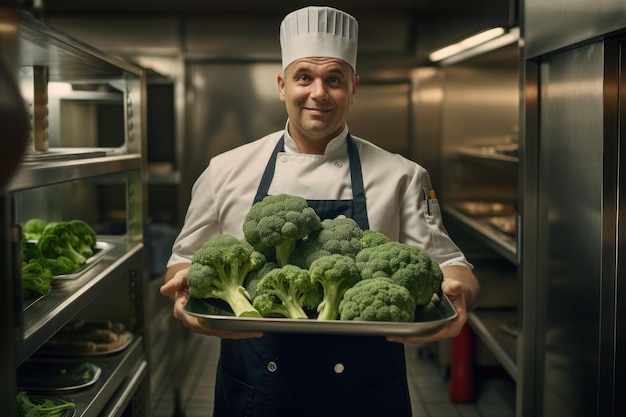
left=16, top=391, right=75, bottom=417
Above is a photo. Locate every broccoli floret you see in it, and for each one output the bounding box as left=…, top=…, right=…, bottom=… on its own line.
left=22, top=239, right=44, bottom=263
left=338, top=277, right=417, bottom=322
left=66, top=219, right=98, bottom=258
left=22, top=235, right=78, bottom=275
left=355, top=241, right=443, bottom=306
left=22, top=259, right=54, bottom=299
left=309, top=254, right=361, bottom=320
left=45, top=256, right=79, bottom=275
left=22, top=218, right=47, bottom=241
left=360, top=229, right=391, bottom=249
left=252, top=264, right=315, bottom=319
left=37, top=232, right=86, bottom=266
left=292, top=216, right=364, bottom=269
left=243, top=194, right=321, bottom=267
left=243, top=261, right=279, bottom=301
left=186, top=234, right=265, bottom=317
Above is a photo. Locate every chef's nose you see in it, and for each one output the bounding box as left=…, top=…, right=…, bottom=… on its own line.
left=310, top=79, right=328, bottom=100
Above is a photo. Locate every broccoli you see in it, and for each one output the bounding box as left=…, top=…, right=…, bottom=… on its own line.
left=23, top=234, right=79, bottom=276
left=360, top=229, right=391, bottom=249
left=309, top=254, right=361, bottom=320
left=16, top=391, right=75, bottom=417
left=66, top=219, right=98, bottom=258
left=186, top=234, right=265, bottom=317
left=22, top=239, right=44, bottom=263
left=22, top=259, right=54, bottom=299
left=338, top=277, right=417, bottom=322
left=243, top=194, right=321, bottom=267
left=243, top=261, right=279, bottom=301
left=45, top=256, right=79, bottom=275
left=252, top=264, right=316, bottom=319
left=22, top=218, right=47, bottom=241
left=292, top=215, right=364, bottom=269
left=301, top=281, right=324, bottom=318
left=355, top=241, right=443, bottom=306
left=37, top=233, right=86, bottom=267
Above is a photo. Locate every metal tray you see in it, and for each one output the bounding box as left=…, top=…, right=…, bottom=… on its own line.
left=184, top=293, right=457, bottom=336
left=53, top=241, right=114, bottom=280
left=38, top=331, right=134, bottom=357
left=17, top=359, right=101, bottom=392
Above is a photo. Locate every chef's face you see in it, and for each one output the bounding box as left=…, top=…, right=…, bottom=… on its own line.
left=278, top=57, right=359, bottom=154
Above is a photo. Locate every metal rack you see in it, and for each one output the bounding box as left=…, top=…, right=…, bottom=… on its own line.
left=436, top=41, right=521, bottom=383
left=2, top=11, right=148, bottom=417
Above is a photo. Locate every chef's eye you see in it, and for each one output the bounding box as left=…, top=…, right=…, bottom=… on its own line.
left=296, top=74, right=311, bottom=82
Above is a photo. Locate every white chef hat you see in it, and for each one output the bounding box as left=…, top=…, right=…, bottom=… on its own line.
left=280, top=6, right=358, bottom=72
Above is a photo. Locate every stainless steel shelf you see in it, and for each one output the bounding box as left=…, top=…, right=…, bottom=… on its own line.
left=17, top=236, right=144, bottom=364
left=468, top=309, right=518, bottom=380
left=18, top=11, right=140, bottom=80
left=456, top=146, right=519, bottom=167
left=443, top=204, right=517, bottom=264
left=9, top=154, right=142, bottom=192
left=24, top=336, right=147, bottom=417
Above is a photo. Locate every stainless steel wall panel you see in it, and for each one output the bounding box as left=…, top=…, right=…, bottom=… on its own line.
left=184, top=17, right=279, bottom=59
left=524, top=0, right=626, bottom=58
left=47, top=16, right=182, bottom=55
left=537, top=41, right=604, bottom=417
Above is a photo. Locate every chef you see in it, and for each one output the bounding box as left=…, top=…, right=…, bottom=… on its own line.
left=161, top=6, right=479, bottom=417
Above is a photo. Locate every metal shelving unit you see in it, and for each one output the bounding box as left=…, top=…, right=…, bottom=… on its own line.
left=2, top=11, right=149, bottom=417
left=435, top=41, right=521, bottom=389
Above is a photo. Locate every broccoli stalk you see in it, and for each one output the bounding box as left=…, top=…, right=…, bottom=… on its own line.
left=37, top=233, right=86, bottom=266
left=243, top=194, right=321, bottom=267
left=16, top=391, right=75, bottom=417
left=66, top=219, right=98, bottom=258
left=309, top=254, right=361, bottom=320
left=252, top=265, right=315, bottom=319
left=187, top=234, right=265, bottom=317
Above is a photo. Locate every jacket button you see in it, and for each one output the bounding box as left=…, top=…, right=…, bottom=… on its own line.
left=279, top=155, right=288, bottom=162
left=267, top=361, right=277, bottom=372
left=333, top=363, right=345, bottom=374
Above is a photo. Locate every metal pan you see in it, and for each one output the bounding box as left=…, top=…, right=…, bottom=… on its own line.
left=17, top=359, right=101, bottom=392
left=184, top=293, right=457, bottom=337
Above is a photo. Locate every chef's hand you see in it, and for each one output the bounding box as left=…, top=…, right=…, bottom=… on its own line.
left=386, top=268, right=477, bottom=344
left=160, top=265, right=263, bottom=339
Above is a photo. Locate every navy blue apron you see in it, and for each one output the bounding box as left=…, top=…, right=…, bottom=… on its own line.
left=213, top=134, right=412, bottom=417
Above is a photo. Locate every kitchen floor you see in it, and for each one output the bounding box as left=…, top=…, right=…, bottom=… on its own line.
left=152, top=333, right=515, bottom=417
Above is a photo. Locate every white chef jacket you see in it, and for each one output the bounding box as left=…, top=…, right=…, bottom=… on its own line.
left=167, top=123, right=472, bottom=271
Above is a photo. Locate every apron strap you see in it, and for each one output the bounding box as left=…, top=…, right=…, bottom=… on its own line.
left=253, top=137, right=284, bottom=204
left=346, top=134, right=369, bottom=229
left=252, top=133, right=369, bottom=230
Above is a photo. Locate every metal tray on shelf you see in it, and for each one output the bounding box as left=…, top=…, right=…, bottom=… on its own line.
left=17, top=358, right=101, bottom=392
left=452, top=201, right=516, bottom=217
left=53, top=241, right=114, bottom=280
left=184, top=293, right=457, bottom=337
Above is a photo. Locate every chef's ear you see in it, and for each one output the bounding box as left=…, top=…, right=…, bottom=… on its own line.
left=277, top=72, right=286, bottom=102
left=351, top=74, right=360, bottom=104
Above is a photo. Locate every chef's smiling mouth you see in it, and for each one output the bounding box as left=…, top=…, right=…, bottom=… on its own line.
left=305, top=107, right=331, bottom=114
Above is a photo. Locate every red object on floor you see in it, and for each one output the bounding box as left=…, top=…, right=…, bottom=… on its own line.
left=449, top=323, right=474, bottom=402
